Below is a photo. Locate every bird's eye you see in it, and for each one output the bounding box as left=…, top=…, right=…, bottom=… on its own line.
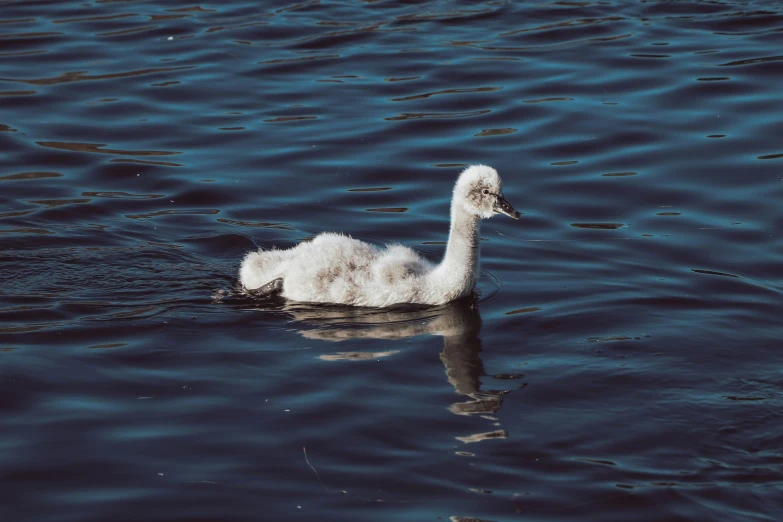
left=482, top=189, right=489, bottom=195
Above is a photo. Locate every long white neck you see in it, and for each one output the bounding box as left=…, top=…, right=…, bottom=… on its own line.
left=431, top=198, right=481, bottom=299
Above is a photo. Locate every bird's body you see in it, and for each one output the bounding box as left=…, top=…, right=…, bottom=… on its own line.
left=239, top=165, right=519, bottom=307
left=241, top=232, right=450, bottom=307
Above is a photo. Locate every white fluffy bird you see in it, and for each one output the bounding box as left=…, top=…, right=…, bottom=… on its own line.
left=239, top=165, right=519, bottom=307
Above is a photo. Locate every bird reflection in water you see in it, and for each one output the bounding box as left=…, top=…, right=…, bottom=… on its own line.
left=280, top=296, right=518, bottom=443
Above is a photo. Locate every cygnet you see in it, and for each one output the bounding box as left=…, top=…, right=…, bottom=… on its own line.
left=239, top=164, right=519, bottom=307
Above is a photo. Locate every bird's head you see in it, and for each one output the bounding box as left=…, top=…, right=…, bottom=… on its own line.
left=453, top=165, right=520, bottom=220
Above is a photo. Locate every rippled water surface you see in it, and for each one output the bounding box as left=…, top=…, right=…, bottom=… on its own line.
left=2, top=1, right=782, bottom=520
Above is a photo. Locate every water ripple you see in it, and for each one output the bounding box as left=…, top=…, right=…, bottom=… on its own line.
left=2, top=1, right=782, bottom=521
left=0, top=171, right=62, bottom=181
left=36, top=142, right=181, bottom=157
left=390, top=86, right=502, bottom=102
left=0, top=66, right=195, bottom=85
left=385, top=109, right=491, bottom=120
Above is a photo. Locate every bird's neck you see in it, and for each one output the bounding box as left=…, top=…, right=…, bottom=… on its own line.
left=433, top=200, right=481, bottom=297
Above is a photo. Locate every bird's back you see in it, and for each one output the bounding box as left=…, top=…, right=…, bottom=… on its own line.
left=281, top=233, right=434, bottom=306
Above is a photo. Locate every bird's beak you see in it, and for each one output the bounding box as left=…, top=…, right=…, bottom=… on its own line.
left=493, top=195, right=520, bottom=219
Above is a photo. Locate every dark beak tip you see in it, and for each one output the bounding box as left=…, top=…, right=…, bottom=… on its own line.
left=494, top=195, right=521, bottom=219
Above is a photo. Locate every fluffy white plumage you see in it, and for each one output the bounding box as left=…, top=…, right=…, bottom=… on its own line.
left=239, top=165, right=519, bottom=307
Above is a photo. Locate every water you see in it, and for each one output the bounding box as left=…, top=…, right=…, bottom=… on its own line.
left=1, top=0, right=782, bottom=520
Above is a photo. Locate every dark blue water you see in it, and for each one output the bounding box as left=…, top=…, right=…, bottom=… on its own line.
left=1, top=1, right=782, bottom=520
